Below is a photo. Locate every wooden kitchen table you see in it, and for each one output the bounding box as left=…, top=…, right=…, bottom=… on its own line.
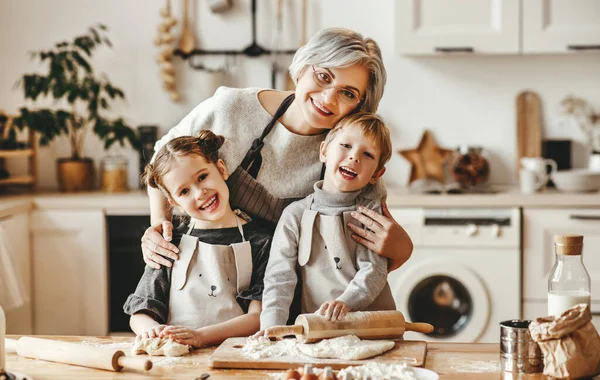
left=4, top=335, right=551, bottom=380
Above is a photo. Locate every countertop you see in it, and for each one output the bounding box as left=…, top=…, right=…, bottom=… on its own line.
left=1, top=186, right=599, bottom=219
left=4, top=335, right=549, bottom=380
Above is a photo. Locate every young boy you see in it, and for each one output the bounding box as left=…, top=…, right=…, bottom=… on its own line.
left=260, top=112, right=397, bottom=330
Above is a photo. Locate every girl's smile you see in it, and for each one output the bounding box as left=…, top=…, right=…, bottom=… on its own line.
left=162, top=154, right=237, bottom=229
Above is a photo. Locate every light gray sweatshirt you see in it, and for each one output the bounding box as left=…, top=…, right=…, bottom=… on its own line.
left=260, top=181, right=392, bottom=329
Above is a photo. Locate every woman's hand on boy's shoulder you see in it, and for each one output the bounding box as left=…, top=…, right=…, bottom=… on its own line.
left=316, top=300, right=350, bottom=321
left=347, top=202, right=413, bottom=269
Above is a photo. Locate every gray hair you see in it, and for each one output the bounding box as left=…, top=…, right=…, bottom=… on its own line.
left=289, top=28, right=386, bottom=113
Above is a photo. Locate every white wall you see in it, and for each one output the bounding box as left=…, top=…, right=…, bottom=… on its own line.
left=1, top=0, right=599, bottom=190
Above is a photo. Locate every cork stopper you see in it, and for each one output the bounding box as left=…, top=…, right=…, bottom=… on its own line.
left=554, top=234, right=583, bottom=255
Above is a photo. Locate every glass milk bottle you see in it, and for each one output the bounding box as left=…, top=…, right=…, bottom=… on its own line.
left=548, top=235, right=591, bottom=316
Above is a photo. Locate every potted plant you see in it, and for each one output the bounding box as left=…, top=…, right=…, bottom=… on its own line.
left=12, top=24, right=140, bottom=192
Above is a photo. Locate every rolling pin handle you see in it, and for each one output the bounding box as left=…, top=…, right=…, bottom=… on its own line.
left=405, top=322, right=434, bottom=334
left=117, top=354, right=153, bottom=371
left=264, top=325, right=304, bottom=339
left=4, top=338, right=18, bottom=353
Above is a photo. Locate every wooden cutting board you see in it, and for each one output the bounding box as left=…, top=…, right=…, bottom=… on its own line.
left=209, top=337, right=427, bottom=370
left=516, top=90, right=543, bottom=171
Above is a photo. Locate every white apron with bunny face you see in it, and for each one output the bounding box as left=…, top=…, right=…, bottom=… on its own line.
left=297, top=195, right=395, bottom=314
left=167, top=219, right=252, bottom=329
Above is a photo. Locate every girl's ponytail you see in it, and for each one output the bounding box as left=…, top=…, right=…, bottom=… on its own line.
left=195, top=130, right=225, bottom=163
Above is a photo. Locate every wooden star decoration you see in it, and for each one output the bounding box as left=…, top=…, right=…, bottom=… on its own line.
left=398, top=130, right=454, bottom=183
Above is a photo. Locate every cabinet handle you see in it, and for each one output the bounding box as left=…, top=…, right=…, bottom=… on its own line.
left=567, top=45, right=600, bottom=51
left=434, top=47, right=474, bottom=53
left=569, top=215, right=600, bottom=221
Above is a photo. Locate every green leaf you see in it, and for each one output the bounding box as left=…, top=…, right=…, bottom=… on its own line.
left=71, top=51, right=92, bottom=74
left=14, top=24, right=138, bottom=157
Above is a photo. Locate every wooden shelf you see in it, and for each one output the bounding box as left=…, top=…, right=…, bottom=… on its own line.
left=0, top=149, right=34, bottom=158
left=0, top=175, right=35, bottom=185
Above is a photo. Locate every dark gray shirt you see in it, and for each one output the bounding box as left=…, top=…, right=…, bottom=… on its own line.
left=123, top=221, right=272, bottom=324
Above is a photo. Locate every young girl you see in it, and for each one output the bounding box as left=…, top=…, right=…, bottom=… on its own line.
left=123, top=130, right=272, bottom=348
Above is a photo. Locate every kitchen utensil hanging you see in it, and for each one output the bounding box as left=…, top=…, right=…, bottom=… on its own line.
left=174, top=0, right=297, bottom=71
left=178, top=0, right=196, bottom=55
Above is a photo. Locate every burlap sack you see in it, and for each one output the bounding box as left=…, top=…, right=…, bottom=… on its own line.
left=529, top=304, right=600, bottom=379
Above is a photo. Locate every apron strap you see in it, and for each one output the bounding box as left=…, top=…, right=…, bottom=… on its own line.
left=186, top=221, right=195, bottom=235
left=232, top=242, right=253, bottom=293
left=342, top=211, right=360, bottom=255
left=239, top=93, right=296, bottom=179
left=298, top=195, right=317, bottom=266
left=172, top=234, right=198, bottom=290
left=235, top=215, right=246, bottom=242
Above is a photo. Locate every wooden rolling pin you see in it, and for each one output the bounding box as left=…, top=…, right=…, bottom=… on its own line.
left=5, top=337, right=152, bottom=372
left=265, top=310, right=434, bottom=343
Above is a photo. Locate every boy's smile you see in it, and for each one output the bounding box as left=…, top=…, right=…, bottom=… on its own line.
left=319, top=124, right=385, bottom=193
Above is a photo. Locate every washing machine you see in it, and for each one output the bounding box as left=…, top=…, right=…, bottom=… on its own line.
left=388, top=208, right=521, bottom=343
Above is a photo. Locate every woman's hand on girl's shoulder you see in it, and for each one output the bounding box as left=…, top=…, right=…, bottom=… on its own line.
left=140, top=220, right=180, bottom=269
left=346, top=202, right=414, bottom=270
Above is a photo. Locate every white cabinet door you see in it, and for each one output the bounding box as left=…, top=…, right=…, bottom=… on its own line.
left=523, top=208, right=600, bottom=302
left=1, top=212, right=33, bottom=334
left=523, top=0, right=600, bottom=53
left=30, top=210, right=108, bottom=335
left=396, top=0, right=520, bottom=55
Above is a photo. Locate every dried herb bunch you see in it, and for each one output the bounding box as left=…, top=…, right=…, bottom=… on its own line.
left=561, top=95, right=600, bottom=153
left=11, top=24, right=140, bottom=160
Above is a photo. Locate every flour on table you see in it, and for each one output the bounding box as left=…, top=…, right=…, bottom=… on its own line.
left=242, top=335, right=395, bottom=361
left=337, top=362, right=417, bottom=380
left=449, top=358, right=500, bottom=372
left=241, top=337, right=304, bottom=359
left=298, top=335, right=396, bottom=360
left=132, top=337, right=190, bottom=357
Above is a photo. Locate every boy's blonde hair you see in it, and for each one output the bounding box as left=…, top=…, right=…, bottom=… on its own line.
left=143, top=130, right=225, bottom=203
left=323, top=112, right=391, bottom=172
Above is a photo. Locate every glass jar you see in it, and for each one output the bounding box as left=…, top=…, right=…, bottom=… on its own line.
left=101, top=155, right=128, bottom=192
left=548, top=234, right=591, bottom=317
left=451, top=146, right=490, bottom=188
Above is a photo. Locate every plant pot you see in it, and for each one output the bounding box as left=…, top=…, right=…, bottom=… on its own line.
left=57, top=158, right=94, bottom=192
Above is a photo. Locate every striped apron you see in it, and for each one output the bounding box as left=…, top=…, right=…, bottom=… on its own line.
left=226, top=94, right=322, bottom=227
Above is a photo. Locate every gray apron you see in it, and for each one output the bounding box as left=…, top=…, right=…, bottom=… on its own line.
left=297, top=195, right=396, bottom=314
left=167, top=218, right=253, bottom=329
left=226, top=94, right=323, bottom=227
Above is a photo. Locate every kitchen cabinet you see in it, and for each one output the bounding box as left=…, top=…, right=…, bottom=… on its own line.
left=396, top=0, right=520, bottom=55
left=397, top=0, right=600, bottom=55
left=523, top=0, right=600, bottom=53
left=30, top=210, right=108, bottom=336
left=522, top=208, right=600, bottom=304
left=1, top=211, right=33, bottom=334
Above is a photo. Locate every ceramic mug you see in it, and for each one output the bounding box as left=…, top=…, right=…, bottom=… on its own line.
left=520, top=169, right=544, bottom=194
left=520, top=157, right=557, bottom=189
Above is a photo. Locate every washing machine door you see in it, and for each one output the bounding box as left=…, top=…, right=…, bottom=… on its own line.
left=390, top=260, right=490, bottom=342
